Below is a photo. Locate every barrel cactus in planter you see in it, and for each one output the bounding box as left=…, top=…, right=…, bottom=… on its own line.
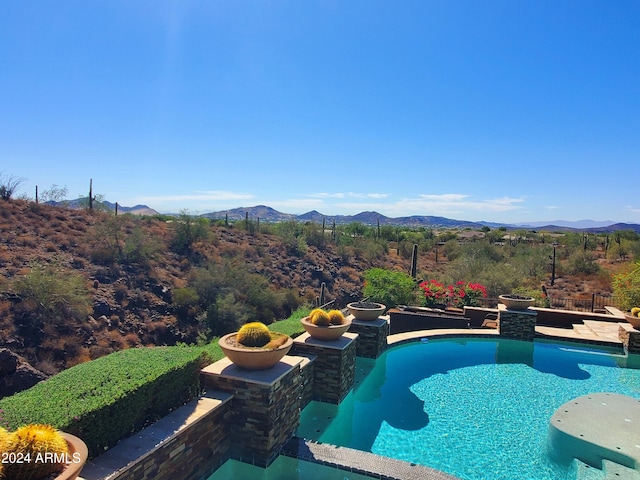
left=301, top=308, right=351, bottom=340
left=219, top=321, right=293, bottom=370
left=0, top=424, right=88, bottom=480
left=236, top=321, right=272, bottom=347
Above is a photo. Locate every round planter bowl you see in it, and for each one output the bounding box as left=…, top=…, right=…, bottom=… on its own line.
left=625, top=313, right=640, bottom=330
left=58, top=432, right=89, bottom=480
left=347, top=302, right=387, bottom=321
left=218, top=332, right=293, bottom=370
left=300, top=316, right=351, bottom=340
left=499, top=294, right=535, bottom=310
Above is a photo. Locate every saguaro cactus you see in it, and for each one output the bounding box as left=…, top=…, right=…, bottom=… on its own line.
left=410, top=243, right=418, bottom=278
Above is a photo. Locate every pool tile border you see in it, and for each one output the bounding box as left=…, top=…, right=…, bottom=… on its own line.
left=281, top=437, right=461, bottom=480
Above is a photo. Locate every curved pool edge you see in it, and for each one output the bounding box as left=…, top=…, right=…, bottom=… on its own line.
left=387, top=328, right=500, bottom=347
left=387, top=326, right=625, bottom=351
left=282, top=436, right=462, bottom=480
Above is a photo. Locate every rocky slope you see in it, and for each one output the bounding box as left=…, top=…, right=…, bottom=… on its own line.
left=0, top=200, right=413, bottom=381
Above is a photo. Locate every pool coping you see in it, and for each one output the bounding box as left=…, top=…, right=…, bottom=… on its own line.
left=387, top=325, right=625, bottom=351
left=281, top=436, right=462, bottom=480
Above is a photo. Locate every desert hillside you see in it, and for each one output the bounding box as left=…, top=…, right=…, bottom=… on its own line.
left=0, top=200, right=414, bottom=377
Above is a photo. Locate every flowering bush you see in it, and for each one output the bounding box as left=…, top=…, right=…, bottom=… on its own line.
left=419, top=280, right=487, bottom=308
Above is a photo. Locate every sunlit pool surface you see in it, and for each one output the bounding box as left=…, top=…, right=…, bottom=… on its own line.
left=297, top=338, right=640, bottom=480
left=207, top=455, right=378, bottom=480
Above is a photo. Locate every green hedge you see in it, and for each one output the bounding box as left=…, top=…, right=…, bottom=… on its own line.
left=0, top=310, right=309, bottom=459
left=0, top=346, right=210, bottom=457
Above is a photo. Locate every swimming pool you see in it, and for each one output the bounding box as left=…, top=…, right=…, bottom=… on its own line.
left=297, top=337, right=640, bottom=480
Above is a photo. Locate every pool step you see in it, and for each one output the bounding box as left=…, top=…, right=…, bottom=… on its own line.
left=602, top=459, right=640, bottom=479
left=573, top=460, right=604, bottom=480
left=573, top=459, right=640, bottom=480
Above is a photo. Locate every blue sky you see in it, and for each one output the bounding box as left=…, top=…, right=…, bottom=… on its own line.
left=1, top=1, right=639, bottom=224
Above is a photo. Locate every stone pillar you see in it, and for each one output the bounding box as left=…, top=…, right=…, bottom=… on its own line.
left=291, top=332, right=358, bottom=404
left=200, top=356, right=303, bottom=467
left=618, top=322, right=640, bottom=354
left=497, top=304, right=537, bottom=341
left=348, top=316, right=389, bottom=358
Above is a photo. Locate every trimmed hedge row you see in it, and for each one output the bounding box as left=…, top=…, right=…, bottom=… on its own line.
left=0, top=346, right=211, bottom=458
left=0, top=309, right=309, bottom=459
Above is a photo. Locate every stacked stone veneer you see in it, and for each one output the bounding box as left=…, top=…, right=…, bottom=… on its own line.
left=298, top=355, right=316, bottom=409
left=80, top=393, right=232, bottom=480
left=117, top=403, right=230, bottom=480
left=618, top=322, right=640, bottom=354
left=498, top=304, right=538, bottom=341
left=348, top=317, right=389, bottom=358
left=200, top=356, right=304, bottom=467
left=291, top=332, right=357, bottom=404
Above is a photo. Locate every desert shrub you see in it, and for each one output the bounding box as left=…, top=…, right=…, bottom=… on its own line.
left=612, top=261, right=640, bottom=311
left=469, top=263, right=522, bottom=298
left=172, top=287, right=200, bottom=320
left=365, top=238, right=388, bottom=261
left=565, top=250, right=600, bottom=275
left=445, top=253, right=496, bottom=286
left=187, top=260, right=300, bottom=338
left=121, top=225, right=161, bottom=265
left=170, top=211, right=210, bottom=255
left=442, top=239, right=461, bottom=261
left=362, top=268, right=418, bottom=308
left=509, top=244, right=550, bottom=280
left=0, top=173, right=24, bottom=200
left=397, top=240, right=415, bottom=260
left=303, top=222, right=326, bottom=248
left=200, top=292, right=250, bottom=337
left=12, top=261, right=92, bottom=325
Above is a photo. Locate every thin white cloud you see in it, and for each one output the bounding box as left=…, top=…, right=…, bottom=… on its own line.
left=389, top=194, right=526, bottom=216
left=307, top=192, right=346, bottom=199
left=306, top=192, right=388, bottom=200
left=349, top=192, right=388, bottom=199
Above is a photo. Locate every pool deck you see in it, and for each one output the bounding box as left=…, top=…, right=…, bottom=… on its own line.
left=387, top=319, right=626, bottom=349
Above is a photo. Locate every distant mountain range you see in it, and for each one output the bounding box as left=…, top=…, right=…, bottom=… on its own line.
left=47, top=200, right=640, bottom=233
left=46, top=198, right=160, bottom=216
left=200, top=205, right=640, bottom=233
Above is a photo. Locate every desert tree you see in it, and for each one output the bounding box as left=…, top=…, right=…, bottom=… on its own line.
left=40, top=184, right=69, bottom=203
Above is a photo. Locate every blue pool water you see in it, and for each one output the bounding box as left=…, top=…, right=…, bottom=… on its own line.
left=297, top=338, right=640, bottom=480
